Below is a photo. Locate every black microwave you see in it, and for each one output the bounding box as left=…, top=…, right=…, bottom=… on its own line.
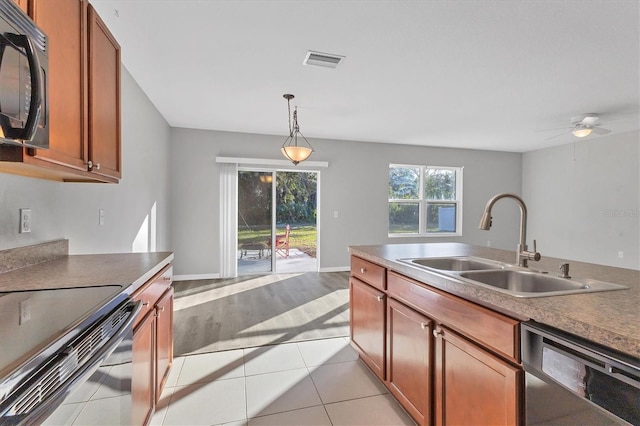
left=0, top=0, right=48, bottom=149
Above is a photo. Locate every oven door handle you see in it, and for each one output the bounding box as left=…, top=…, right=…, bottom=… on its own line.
left=14, top=300, right=142, bottom=426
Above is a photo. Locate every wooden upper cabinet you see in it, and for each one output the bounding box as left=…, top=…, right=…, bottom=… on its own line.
left=87, top=4, right=121, bottom=180
left=29, top=0, right=89, bottom=172
left=0, top=0, right=121, bottom=182
left=12, top=0, right=29, bottom=14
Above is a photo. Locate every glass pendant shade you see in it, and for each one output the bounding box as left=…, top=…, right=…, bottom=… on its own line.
left=281, top=145, right=313, bottom=165
left=572, top=127, right=592, bottom=138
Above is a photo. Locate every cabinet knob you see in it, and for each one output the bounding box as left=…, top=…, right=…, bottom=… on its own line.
left=142, top=301, right=150, bottom=307
left=360, top=268, right=366, bottom=274
left=157, top=306, right=165, bottom=312
left=376, top=295, right=384, bottom=302
left=433, top=329, right=442, bottom=338
left=420, top=322, right=428, bottom=330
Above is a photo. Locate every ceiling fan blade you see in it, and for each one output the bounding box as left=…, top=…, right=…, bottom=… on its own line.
left=581, top=115, right=600, bottom=126
left=591, top=126, right=612, bottom=135
left=544, top=130, right=569, bottom=140
left=536, top=126, right=571, bottom=132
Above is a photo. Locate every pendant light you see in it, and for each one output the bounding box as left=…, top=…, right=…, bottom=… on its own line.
left=281, top=94, right=314, bottom=165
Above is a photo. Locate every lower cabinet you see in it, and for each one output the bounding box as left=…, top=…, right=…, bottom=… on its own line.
left=387, top=299, right=432, bottom=426
left=434, top=325, right=522, bottom=426
left=350, top=276, right=386, bottom=380
left=155, top=287, right=174, bottom=401
left=132, top=308, right=155, bottom=426
left=349, top=256, right=523, bottom=426
left=132, top=265, right=173, bottom=425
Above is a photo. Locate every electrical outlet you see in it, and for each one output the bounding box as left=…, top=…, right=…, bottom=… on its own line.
left=99, top=209, right=105, bottom=226
left=334, top=210, right=339, bottom=218
left=487, top=240, right=492, bottom=247
left=20, top=299, right=31, bottom=324
left=618, top=251, right=624, bottom=259
left=19, top=209, right=31, bottom=233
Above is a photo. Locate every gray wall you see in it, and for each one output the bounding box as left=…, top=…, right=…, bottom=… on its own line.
left=0, top=66, right=171, bottom=254
left=169, top=128, right=523, bottom=276
left=523, top=130, right=640, bottom=270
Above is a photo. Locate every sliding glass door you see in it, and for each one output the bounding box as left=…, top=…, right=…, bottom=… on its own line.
left=237, top=169, right=318, bottom=275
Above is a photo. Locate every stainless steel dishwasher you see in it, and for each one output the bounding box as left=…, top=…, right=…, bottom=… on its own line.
left=522, top=321, right=640, bottom=425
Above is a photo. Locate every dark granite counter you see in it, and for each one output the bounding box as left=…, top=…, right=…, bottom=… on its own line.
left=0, top=240, right=174, bottom=294
left=349, top=243, right=640, bottom=359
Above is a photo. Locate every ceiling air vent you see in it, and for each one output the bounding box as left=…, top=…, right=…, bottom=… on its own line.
left=303, top=51, right=345, bottom=69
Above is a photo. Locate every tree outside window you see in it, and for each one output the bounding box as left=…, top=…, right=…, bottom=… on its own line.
left=389, top=165, right=463, bottom=236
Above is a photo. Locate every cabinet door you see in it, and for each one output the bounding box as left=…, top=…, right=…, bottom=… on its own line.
left=12, top=0, right=29, bottom=14
left=350, top=276, right=386, bottom=380
left=87, top=5, right=121, bottom=180
left=434, top=326, right=522, bottom=426
left=155, top=287, right=174, bottom=402
left=132, top=311, right=155, bottom=426
left=30, top=0, right=89, bottom=171
left=387, top=299, right=432, bottom=426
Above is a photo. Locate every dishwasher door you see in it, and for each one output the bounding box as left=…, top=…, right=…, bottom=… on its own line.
left=521, top=322, right=640, bottom=426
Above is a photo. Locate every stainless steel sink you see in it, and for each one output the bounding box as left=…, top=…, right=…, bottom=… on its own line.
left=458, top=269, right=628, bottom=298
left=401, top=256, right=508, bottom=272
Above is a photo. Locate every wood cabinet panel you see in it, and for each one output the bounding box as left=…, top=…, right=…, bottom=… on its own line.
left=350, top=276, right=386, bottom=380
left=434, top=326, right=522, bottom=426
left=87, top=5, right=121, bottom=179
left=351, top=256, right=386, bottom=291
left=0, top=0, right=122, bottom=183
left=133, top=265, right=172, bottom=328
left=155, top=287, right=174, bottom=402
left=12, top=0, right=28, bottom=14
left=132, top=309, right=154, bottom=426
left=387, top=299, right=432, bottom=426
left=387, top=270, right=519, bottom=362
left=29, top=0, right=89, bottom=171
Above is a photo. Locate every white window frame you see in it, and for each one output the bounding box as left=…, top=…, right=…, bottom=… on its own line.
left=388, top=164, right=463, bottom=237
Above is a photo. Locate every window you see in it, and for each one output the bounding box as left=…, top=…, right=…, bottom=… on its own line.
left=388, top=164, right=463, bottom=236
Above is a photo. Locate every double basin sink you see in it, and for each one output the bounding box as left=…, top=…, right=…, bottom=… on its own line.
left=399, top=256, right=628, bottom=298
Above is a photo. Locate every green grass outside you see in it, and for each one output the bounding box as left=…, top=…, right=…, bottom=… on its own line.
left=238, top=225, right=317, bottom=257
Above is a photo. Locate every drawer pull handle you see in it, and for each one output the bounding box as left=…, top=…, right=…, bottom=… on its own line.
left=360, top=267, right=366, bottom=274
left=433, top=329, right=442, bottom=338
left=420, top=322, right=428, bottom=330
left=376, top=295, right=384, bottom=302
left=157, top=306, right=165, bottom=312
left=142, top=301, right=150, bottom=307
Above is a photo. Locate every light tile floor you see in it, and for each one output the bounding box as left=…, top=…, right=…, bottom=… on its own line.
left=151, top=337, right=416, bottom=426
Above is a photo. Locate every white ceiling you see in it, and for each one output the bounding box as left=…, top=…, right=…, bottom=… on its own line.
left=90, top=0, right=639, bottom=152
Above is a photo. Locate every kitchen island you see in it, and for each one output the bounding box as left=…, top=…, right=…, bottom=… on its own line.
left=350, top=242, right=639, bottom=358
left=348, top=242, right=639, bottom=426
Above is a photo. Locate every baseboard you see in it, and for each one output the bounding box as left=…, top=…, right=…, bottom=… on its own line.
left=173, top=273, right=221, bottom=281
left=319, top=266, right=350, bottom=272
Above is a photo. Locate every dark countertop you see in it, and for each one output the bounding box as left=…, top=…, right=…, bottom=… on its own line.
left=0, top=251, right=174, bottom=294
left=349, top=243, right=640, bottom=359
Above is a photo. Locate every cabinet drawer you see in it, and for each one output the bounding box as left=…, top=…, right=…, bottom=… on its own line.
left=133, top=265, right=173, bottom=328
left=351, top=256, right=386, bottom=291
left=387, top=271, right=519, bottom=362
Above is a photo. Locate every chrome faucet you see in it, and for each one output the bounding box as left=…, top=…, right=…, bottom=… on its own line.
left=479, top=193, right=541, bottom=267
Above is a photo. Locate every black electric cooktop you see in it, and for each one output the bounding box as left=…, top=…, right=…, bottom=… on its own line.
left=0, top=285, right=125, bottom=380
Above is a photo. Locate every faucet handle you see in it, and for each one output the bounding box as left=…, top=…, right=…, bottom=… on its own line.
left=523, top=239, right=541, bottom=262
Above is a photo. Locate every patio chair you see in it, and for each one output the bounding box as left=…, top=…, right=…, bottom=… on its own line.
left=275, top=224, right=290, bottom=258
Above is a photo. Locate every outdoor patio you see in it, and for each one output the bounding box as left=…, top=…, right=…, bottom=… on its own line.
left=237, top=248, right=317, bottom=274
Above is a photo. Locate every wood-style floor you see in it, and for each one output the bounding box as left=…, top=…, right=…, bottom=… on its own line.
left=172, top=272, right=350, bottom=356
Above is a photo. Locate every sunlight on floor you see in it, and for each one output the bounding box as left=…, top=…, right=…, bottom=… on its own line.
left=173, top=274, right=306, bottom=312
